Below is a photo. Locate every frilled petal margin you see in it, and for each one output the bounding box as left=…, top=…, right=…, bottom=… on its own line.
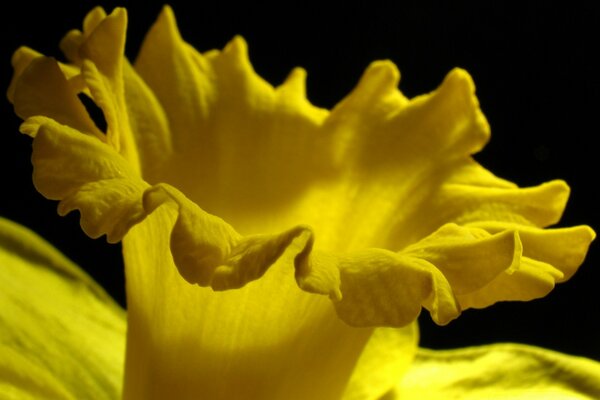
left=9, top=6, right=595, bottom=332
left=2, top=215, right=599, bottom=400
left=21, top=114, right=316, bottom=288
left=7, top=6, right=596, bottom=399
left=395, top=344, right=600, bottom=399
left=0, top=217, right=125, bottom=399
left=122, top=207, right=418, bottom=400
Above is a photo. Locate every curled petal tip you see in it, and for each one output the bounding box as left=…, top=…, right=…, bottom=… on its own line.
left=586, top=226, right=596, bottom=241
left=142, top=184, right=172, bottom=214
left=280, top=67, right=307, bottom=94
left=443, top=68, right=478, bottom=98
left=447, top=67, right=473, bottom=81
left=223, top=35, right=249, bottom=61
left=153, top=3, right=181, bottom=42
left=111, top=7, right=127, bottom=16
left=355, top=59, right=401, bottom=97
left=7, top=46, right=43, bottom=103
left=83, top=6, right=108, bottom=33
left=367, top=60, right=400, bottom=82
left=160, top=4, right=175, bottom=19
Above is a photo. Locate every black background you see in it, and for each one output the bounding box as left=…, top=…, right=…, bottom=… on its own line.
left=1, top=1, right=598, bottom=360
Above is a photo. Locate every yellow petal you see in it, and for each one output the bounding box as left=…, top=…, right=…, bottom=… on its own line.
left=23, top=116, right=148, bottom=243
left=122, top=206, right=395, bottom=400
left=84, top=24, right=173, bottom=179
left=0, top=217, right=125, bottom=399
left=59, top=6, right=108, bottom=64
left=122, top=60, right=172, bottom=178
left=395, top=343, right=600, bottom=399
left=133, top=6, right=330, bottom=224
left=342, top=325, right=419, bottom=400
left=473, top=221, right=594, bottom=281
left=439, top=174, right=571, bottom=228
left=131, top=9, right=594, bottom=330
left=457, top=258, right=563, bottom=309
left=300, top=248, right=452, bottom=326
left=456, top=222, right=595, bottom=309
left=77, top=8, right=139, bottom=167
left=7, top=46, right=42, bottom=103
left=142, top=183, right=313, bottom=289
left=300, top=224, right=520, bottom=326
left=326, top=66, right=488, bottom=172
left=402, top=224, right=519, bottom=294
left=16, top=7, right=140, bottom=168
left=7, top=46, right=80, bottom=104
left=11, top=56, right=103, bottom=140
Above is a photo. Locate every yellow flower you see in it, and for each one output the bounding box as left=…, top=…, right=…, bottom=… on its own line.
left=3, top=5, right=599, bottom=399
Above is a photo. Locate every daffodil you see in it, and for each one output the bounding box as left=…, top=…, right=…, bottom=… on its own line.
left=3, top=5, right=600, bottom=400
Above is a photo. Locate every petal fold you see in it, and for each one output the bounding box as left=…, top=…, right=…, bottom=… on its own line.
left=342, top=324, right=419, bottom=400
left=77, top=7, right=140, bottom=166
left=457, top=222, right=595, bottom=309
left=143, top=183, right=314, bottom=290
left=122, top=61, right=172, bottom=178
left=326, top=66, right=489, bottom=171
left=11, top=56, right=103, bottom=140
left=122, top=207, right=376, bottom=400
left=59, top=6, right=108, bottom=64
left=134, top=5, right=330, bottom=219
left=300, top=223, right=519, bottom=326
left=440, top=178, right=571, bottom=228
left=402, top=224, right=520, bottom=295
left=298, top=220, right=593, bottom=327
left=299, top=244, right=460, bottom=327
left=24, top=117, right=148, bottom=243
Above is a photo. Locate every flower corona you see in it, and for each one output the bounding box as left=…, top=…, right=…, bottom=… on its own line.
left=4, top=5, right=598, bottom=400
